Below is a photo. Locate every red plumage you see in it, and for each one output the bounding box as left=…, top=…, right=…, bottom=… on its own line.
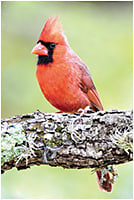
left=32, top=16, right=112, bottom=192
left=38, top=16, right=68, bottom=45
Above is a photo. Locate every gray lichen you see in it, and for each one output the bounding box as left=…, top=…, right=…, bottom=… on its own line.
left=110, top=128, right=133, bottom=154
left=1, top=109, right=133, bottom=174
left=1, top=123, right=26, bottom=165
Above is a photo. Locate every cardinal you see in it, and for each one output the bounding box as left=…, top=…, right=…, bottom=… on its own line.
left=32, top=16, right=112, bottom=192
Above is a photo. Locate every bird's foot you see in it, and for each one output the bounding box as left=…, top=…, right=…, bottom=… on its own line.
left=73, top=106, right=92, bottom=125
left=69, top=106, right=93, bottom=143
left=77, top=105, right=95, bottom=114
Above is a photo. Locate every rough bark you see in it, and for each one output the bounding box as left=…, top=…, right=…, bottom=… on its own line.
left=1, top=109, right=133, bottom=174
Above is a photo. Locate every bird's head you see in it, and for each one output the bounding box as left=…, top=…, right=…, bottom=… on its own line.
left=32, top=16, right=69, bottom=65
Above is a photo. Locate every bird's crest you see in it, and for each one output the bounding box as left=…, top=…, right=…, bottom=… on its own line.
left=38, top=16, right=68, bottom=45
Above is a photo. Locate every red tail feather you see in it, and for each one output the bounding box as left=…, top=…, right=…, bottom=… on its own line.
left=96, top=170, right=112, bottom=192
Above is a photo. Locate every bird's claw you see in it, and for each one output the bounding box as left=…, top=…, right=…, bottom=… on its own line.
left=77, top=105, right=93, bottom=115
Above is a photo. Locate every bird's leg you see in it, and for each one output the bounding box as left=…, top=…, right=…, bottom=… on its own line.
left=76, top=105, right=95, bottom=122
left=69, top=106, right=94, bottom=143
left=77, top=105, right=95, bottom=114
left=72, top=105, right=93, bottom=125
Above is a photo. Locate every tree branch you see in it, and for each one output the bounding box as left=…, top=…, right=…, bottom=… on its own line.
left=1, top=109, right=133, bottom=174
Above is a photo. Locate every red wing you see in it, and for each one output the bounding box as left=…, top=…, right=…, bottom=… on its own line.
left=78, top=63, right=103, bottom=111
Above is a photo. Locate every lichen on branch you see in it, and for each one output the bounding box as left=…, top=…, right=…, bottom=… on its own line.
left=1, top=123, right=26, bottom=165
left=1, top=109, right=133, bottom=174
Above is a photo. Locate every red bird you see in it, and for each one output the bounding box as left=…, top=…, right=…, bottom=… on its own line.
left=32, top=16, right=112, bottom=192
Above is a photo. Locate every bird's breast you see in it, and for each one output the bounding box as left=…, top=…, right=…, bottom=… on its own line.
left=36, top=63, right=89, bottom=112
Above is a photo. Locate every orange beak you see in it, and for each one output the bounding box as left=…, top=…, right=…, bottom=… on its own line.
left=31, top=42, right=48, bottom=55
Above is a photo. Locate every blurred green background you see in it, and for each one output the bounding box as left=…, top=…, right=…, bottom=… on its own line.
left=1, top=1, right=133, bottom=199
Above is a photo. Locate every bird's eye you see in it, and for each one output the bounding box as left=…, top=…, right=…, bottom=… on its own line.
left=50, top=43, right=56, bottom=49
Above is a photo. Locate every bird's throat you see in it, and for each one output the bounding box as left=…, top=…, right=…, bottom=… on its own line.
left=37, top=54, right=53, bottom=65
